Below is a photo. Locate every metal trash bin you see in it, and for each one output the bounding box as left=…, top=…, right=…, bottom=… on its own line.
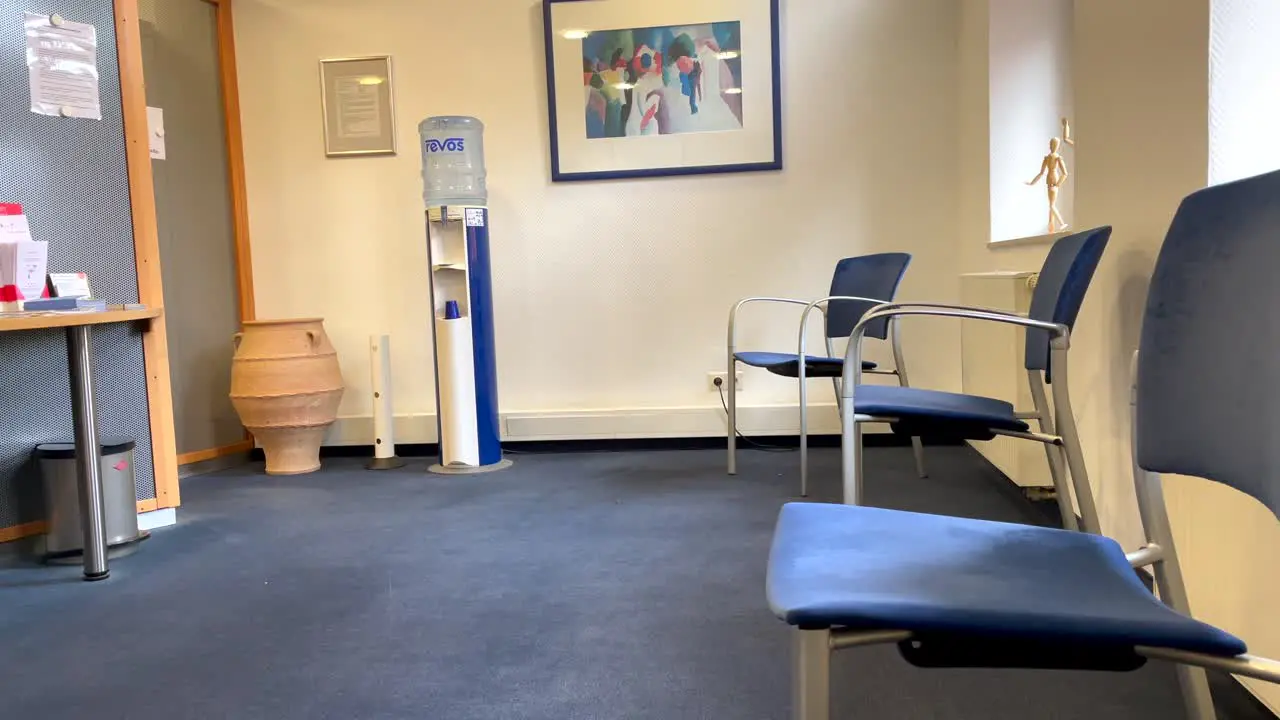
left=35, top=438, right=147, bottom=562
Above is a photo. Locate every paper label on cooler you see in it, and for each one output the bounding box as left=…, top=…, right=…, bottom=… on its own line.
left=465, top=208, right=485, bottom=227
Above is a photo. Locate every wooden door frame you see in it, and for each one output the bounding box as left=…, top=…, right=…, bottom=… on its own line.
left=207, top=0, right=257, bottom=326
left=119, top=0, right=258, bottom=477
left=116, top=0, right=180, bottom=508
left=209, top=0, right=259, bottom=461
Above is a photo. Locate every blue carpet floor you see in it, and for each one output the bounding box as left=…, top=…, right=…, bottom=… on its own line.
left=0, top=446, right=1271, bottom=719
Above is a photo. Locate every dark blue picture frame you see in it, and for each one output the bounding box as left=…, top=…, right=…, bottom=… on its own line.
left=543, top=0, right=783, bottom=182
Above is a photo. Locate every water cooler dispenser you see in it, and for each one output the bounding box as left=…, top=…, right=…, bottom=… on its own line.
left=420, top=116, right=511, bottom=474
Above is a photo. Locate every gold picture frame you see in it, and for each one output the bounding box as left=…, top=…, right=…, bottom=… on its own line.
left=319, top=55, right=396, bottom=157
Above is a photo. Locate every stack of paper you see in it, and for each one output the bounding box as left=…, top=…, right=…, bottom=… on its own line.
left=0, top=203, right=50, bottom=311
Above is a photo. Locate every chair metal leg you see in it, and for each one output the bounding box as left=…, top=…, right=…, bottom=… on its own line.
left=1058, top=414, right=1100, bottom=534
left=1049, top=445, right=1079, bottom=532
left=891, top=319, right=926, bottom=478
left=841, top=399, right=863, bottom=506
left=793, top=628, right=831, bottom=720
left=800, top=369, right=810, bottom=497
left=1152, top=516, right=1217, bottom=720
left=826, top=337, right=843, bottom=417
left=849, top=424, right=864, bottom=505
left=1175, top=665, right=1217, bottom=720
left=728, top=356, right=737, bottom=476
left=1134, top=473, right=1217, bottom=719
left=1127, top=349, right=1217, bottom=719
left=909, top=435, right=926, bottom=480
left=1048, top=345, right=1101, bottom=534
left=1029, top=371, right=1078, bottom=531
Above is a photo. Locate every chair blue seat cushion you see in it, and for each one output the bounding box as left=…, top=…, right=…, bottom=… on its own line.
left=853, top=385, right=1029, bottom=440
left=767, top=503, right=1247, bottom=658
left=735, top=351, right=876, bottom=378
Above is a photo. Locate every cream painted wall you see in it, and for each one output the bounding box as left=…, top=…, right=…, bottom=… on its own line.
left=233, top=0, right=963, bottom=441
left=1061, top=0, right=1214, bottom=551
left=964, top=0, right=1279, bottom=710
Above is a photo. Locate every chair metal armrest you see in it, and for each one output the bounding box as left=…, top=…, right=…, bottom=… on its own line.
left=859, top=303, right=1069, bottom=336
left=838, top=302, right=1069, bottom=391
left=839, top=304, right=1069, bottom=389
left=728, top=297, right=821, bottom=351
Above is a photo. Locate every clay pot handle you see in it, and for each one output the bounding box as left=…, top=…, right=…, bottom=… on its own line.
left=233, top=332, right=243, bottom=351
left=306, top=330, right=319, bottom=349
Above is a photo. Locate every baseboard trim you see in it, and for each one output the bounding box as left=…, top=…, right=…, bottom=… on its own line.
left=180, top=450, right=252, bottom=479
left=302, top=433, right=963, bottom=460
left=177, top=440, right=254, bottom=466
left=0, top=521, right=47, bottom=544
left=324, top=405, right=876, bottom=447
left=1, top=499, right=169, bottom=544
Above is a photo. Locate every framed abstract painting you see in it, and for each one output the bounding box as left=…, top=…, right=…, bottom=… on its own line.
left=542, top=0, right=782, bottom=182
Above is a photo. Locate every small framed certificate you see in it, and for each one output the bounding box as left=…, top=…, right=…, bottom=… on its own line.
left=319, top=56, right=397, bottom=157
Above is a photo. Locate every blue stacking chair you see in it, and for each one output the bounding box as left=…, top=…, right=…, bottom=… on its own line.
left=821, top=227, right=1111, bottom=534
left=727, top=253, right=924, bottom=493
left=766, top=172, right=1280, bottom=720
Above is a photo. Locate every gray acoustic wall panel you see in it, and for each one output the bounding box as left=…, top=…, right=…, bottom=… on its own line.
left=0, top=0, right=156, bottom=530
left=142, top=0, right=245, bottom=455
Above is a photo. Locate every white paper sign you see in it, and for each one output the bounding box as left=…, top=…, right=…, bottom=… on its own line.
left=464, top=208, right=485, bottom=227
left=0, top=203, right=33, bottom=243
left=1, top=241, right=49, bottom=298
left=25, top=12, right=101, bottom=120
left=147, top=106, right=166, bottom=159
left=0, top=203, right=49, bottom=311
left=49, top=272, right=92, bottom=298
left=333, top=77, right=382, bottom=139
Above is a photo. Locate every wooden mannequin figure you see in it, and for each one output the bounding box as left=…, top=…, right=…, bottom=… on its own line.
left=1027, top=117, right=1074, bottom=233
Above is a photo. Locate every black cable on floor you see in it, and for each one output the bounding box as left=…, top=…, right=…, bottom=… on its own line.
left=717, top=383, right=796, bottom=453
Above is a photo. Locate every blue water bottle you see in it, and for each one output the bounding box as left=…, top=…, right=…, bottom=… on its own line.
left=419, top=116, right=487, bottom=208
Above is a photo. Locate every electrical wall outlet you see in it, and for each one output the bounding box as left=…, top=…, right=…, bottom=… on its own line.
left=708, top=370, right=745, bottom=392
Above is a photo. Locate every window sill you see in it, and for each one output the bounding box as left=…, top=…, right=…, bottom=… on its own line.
left=988, top=231, right=1069, bottom=249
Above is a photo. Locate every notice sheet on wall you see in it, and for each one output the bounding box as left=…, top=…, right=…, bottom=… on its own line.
left=147, top=106, right=166, bottom=159
left=333, top=76, right=382, bottom=139
left=25, top=12, right=101, bottom=120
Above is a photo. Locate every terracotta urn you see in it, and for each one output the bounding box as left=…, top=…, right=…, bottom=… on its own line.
left=230, top=318, right=344, bottom=475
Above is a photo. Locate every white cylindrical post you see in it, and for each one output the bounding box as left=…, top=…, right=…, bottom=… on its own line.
left=367, top=334, right=405, bottom=470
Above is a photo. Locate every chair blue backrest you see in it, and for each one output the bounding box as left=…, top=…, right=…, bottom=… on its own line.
left=1136, top=170, right=1280, bottom=518
left=826, top=253, right=912, bottom=340
left=1023, top=227, right=1112, bottom=380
